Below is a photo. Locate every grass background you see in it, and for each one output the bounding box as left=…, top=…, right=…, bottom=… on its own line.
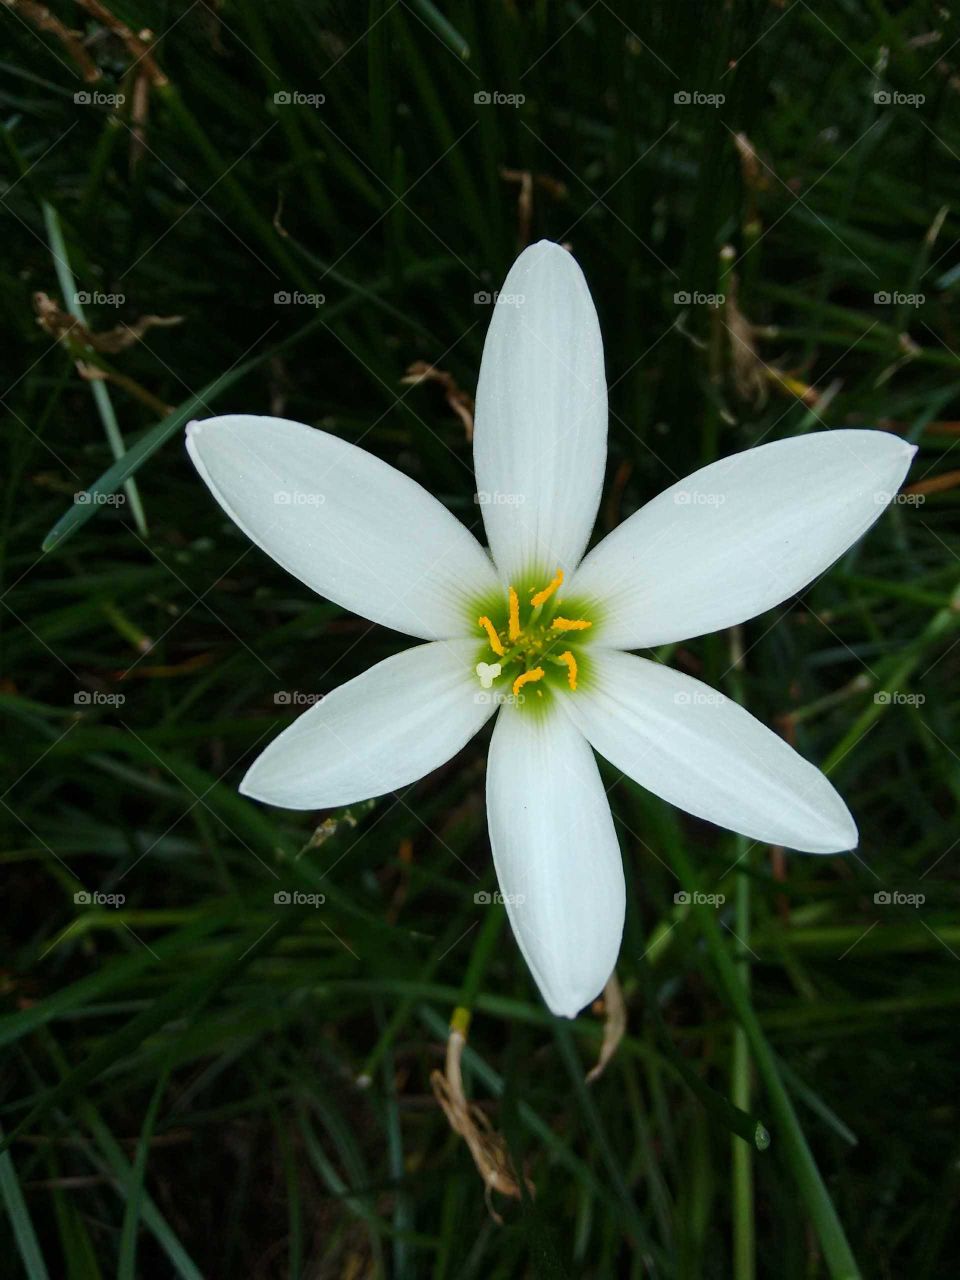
left=2, top=1, right=960, bottom=1276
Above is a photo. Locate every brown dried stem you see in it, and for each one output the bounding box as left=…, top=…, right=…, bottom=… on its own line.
left=430, top=1008, right=534, bottom=1219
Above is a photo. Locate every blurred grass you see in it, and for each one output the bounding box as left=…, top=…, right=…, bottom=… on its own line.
left=2, top=1, right=959, bottom=1276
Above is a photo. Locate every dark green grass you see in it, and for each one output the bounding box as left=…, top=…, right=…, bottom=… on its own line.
left=2, top=1, right=959, bottom=1276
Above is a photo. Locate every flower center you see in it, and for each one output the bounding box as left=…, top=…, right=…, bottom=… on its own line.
left=475, top=568, right=593, bottom=704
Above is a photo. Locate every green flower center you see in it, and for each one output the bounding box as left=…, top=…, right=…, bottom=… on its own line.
left=472, top=568, right=596, bottom=708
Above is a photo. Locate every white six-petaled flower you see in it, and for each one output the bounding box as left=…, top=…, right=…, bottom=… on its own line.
left=186, top=240, right=916, bottom=1018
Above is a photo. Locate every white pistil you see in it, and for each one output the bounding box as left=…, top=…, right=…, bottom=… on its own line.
left=476, top=661, right=502, bottom=689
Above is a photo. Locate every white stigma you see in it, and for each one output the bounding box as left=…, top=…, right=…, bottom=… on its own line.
left=476, top=661, right=502, bottom=689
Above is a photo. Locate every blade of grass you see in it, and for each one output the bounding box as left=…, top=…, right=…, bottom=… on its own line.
left=117, top=1066, right=171, bottom=1280
left=660, top=826, right=862, bottom=1279
left=0, top=1125, right=51, bottom=1280
left=41, top=200, right=148, bottom=536
left=41, top=254, right=457, bottom=551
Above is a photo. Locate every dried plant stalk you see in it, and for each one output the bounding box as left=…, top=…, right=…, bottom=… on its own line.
left=430, top=1008, right=534, bottom=1219
left=586, top=971, right=627, bottom=1083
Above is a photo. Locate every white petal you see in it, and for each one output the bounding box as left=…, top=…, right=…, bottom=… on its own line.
left=187, top=415, right=500, bottom=640
left=473, top=241, right=607, bottom=584
left=241, top=641, right=493, bottom=808
left=569, top=430, right=917, bottom=648
left=564, top=650, right=857, bottom=853
left=485, top=704, right=625, bottom=1018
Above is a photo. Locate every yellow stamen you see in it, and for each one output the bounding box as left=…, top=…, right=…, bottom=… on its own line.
left=551, top=617, right=592, bottom=632
left=477, top=616, right=504, bottom=656
left=508, top=587, right=521, bottom=641
left=530, top=568, right=564, bottom=608
left=512, top=667, right=544, bottom=698
left=556, top=650, right=578, bottom=690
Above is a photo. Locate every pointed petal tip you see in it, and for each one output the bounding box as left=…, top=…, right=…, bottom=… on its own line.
left=863, top=428, right=918, bottom=481
left=184, top=417, right=215, bottom=474
left=748, top=783, right=859, bottom=854
left=547, top=999, right=583, bottom=1020
left=809, top=783, right=859, bottom=854
left=186, top=414, right=246, bottom=442
left=529, top=957, right=619, bottom=1024
left=795, top=806, right=858, bottom=855
left=184, top=421, right=202, bottom=463
left=237, top=750, right=301, bottom=807
left=185, top=414, right=222, bottom=436
left=513, top=238, right=580, bottom=275
left=236, top=761, right=295, bottom=809
left=830, top=814, right=859, bottom=854
left=542, top=965, right=613, bottom=1018
left=887, top=432, right=918, bottom=465
left=237, top=762, right=326, bottom=811
left=537, top=975, right=582, bottom=1018
left=184, top=416, right=217, bottom=452
left=187, top=413, right=273, bottom=442
left=236, top=766, right=257, bottom=799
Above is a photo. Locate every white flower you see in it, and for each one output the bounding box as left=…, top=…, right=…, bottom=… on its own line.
left=186, top=241, right=916, bottom=1018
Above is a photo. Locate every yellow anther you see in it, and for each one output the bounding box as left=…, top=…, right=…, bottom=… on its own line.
left=530, top=568, right=564, bottom=608
left=556, top=650, right=578, bottom=690
left=512, top=667, right=544, bottom=698
left=551, top=617, right=592, bottom=632
left=508, top=587, right=521, bottom=641
left=477, top=615, right=505, bottom=656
